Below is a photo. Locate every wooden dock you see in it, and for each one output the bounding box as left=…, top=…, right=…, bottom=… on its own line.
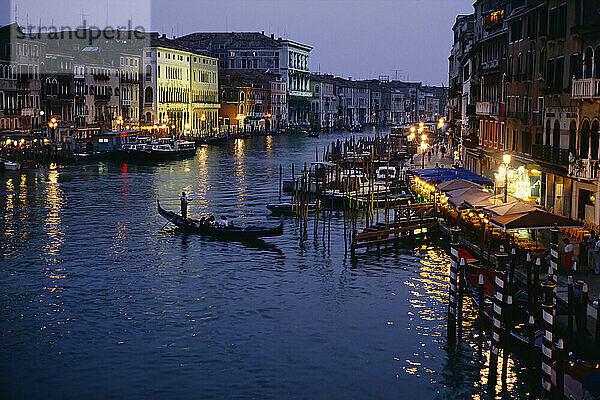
left=351, top=203, right=437, bottom=255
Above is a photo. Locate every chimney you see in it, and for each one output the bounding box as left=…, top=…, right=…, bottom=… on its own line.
left=161, top=33, right=166, bottom=39
left=261, top=31, right=264, bottom=35
left=271, top=33, right=274, bottom=39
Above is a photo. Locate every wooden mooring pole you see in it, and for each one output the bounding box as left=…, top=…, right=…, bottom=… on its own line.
left=478, top=273, right=485, bottom=360
left=540, top=280, right=556, bottom=398
left=488, top=246, right=508, bottom=394
left=457, top=257, right=466, bottom=344
left=448, top=227, right=460, bottom=347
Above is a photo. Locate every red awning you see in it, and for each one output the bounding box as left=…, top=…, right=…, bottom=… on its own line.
left=490, top=209, right=584, bottom=231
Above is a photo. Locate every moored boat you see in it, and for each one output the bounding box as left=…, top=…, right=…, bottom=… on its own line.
left=267, top=202, right=316, bottom=214
left=1, top=158, right=21, bottom=170
left=157, top=201, right=283, bottom=240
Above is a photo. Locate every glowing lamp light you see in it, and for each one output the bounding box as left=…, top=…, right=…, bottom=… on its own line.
left=410, top=126, right=416, bottom=133
left=503, top=153, right=512, bottom=164
left=419, top=122, right=424, bottom=128
left=200, top=113, right=206, bottom=122
left=499, top=165, right=507, bottom=176
left=421, top=134, right=428, bottom=142
left=50, top=117, right=56, bottom=123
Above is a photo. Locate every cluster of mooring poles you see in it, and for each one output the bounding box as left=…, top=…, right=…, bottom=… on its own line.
left=446, top=226, right=599, bottom=399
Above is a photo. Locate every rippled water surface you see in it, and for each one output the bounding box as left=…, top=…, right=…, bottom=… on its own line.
left=1, top=132, right=530, bottom=399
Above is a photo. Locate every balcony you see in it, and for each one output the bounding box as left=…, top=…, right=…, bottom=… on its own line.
left=93, top=73, right=110, bottom=81
left=476, top=101, right=499, bottom=115
left=569, top=158, right=600, bottom=181
left=572, top=78, right=600, bottom=99
left=122, top=99, right=132, bottom=106
left=463, top=136, right=480, bottom=149
left=531, top=144, right=569, bottom=166
left=95, top=93, right=111, bottom=102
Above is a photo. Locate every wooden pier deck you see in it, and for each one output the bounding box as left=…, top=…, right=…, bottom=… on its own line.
left=351, top=203, right=437, bottom=254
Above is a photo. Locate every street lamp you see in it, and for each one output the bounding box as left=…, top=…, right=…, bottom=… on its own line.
left=48, top=117, right=58, bottom=141
left=501, top=153, right=512, bottom=202
left=200, top=113, right=206, bottom=136
left=421, top=133, right=428, bottom=169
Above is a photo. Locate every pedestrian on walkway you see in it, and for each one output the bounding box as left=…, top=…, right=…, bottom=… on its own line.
left=593, top=235, right=600, bottom=275
left=440, top=145, right=446, bottom=159
left=563, top=238, right=574, bottom=273
left=427, top=150, right=432, bottom=164
left=587, top=231, right=596, bottom=268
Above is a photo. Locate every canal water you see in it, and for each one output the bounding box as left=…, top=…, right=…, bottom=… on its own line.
left=1, top=132, right=530, bottom=399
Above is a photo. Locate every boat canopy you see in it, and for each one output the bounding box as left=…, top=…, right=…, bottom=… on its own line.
left=407, top=167, right=493, bottom=185
left=489, top=209, right=584, bottom=231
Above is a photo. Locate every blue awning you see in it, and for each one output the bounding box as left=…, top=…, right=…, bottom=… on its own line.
left=406, top=167, right=493, bottom=185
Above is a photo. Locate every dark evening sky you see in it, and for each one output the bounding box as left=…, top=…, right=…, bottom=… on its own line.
left=2, top=0, right=473, bottom=85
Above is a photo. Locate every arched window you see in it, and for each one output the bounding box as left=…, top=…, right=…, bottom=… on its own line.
left=553, top=120, right=561, bottom=148
left=145, top=112, right=152, bottom=122
left=239, top=104, right=244, bottom=115
left=569, top=120, right=577, bottom=153
left=144, top=87, right=153, bottom=104
left=596, top=47, right=600, bottom=78
left=593, top=120, right=600, bottom=160
left=591, top=120, right=599, bottom=160
left=581, top=120, right=591, bottom=159
left=239, top=91, right=245, bottom=101
left=584, top=47, right=594, bottom=79
left=545, top=118, right=551, bottom=145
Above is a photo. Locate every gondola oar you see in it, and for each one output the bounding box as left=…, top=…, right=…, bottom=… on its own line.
left=158, top=200, right=181, bottom=230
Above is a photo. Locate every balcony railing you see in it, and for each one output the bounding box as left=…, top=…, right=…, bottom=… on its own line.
left=569, top=158, right=600, bottom=180
left=93, top=74, right=110, bottom=81
left=466, top=104, right=476, bottom=116
left=95, top=93, right=111, bottom=102
left=531, top=144, right=569, bottom=166
left=475, top=101, right=499, bottom=115
left=122, top=99, right=132, bottom=106
left=572, top=78, right=600, bottom=99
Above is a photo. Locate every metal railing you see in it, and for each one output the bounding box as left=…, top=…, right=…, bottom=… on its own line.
left=568, top=158, right=600, bottom=180
left=531, top=144, right=569, bottom=165
left=572, top=78, right=600, bottom=99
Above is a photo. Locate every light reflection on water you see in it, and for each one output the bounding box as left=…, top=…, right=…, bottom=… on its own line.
left=0, top=132, right=530, bottom=399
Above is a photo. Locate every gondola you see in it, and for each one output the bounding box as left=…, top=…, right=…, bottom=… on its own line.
left=157, top=201, right=283, bottom=240
left=267, top=202, right=316, bottom=214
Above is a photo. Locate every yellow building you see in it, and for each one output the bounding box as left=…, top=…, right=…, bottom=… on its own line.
left=142, top=34, right=219, bottom=136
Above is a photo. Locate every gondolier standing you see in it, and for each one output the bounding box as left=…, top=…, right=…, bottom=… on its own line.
left=180, top=192, right=189, bottom=219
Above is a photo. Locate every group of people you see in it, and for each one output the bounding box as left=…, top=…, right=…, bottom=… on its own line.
left=562, top=231, right=600, bottom=275
left=585, top=231, right=600, bottom=275
left=180, top=191, right=232, bottom=228
left=199, top=215, right=231, bottom=228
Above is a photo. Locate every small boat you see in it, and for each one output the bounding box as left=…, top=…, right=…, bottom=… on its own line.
left=1, top=159, right=21, bottom=170
left=267, top=202, right=316, bottom=214
left=157, top=201, right=283, bottom=240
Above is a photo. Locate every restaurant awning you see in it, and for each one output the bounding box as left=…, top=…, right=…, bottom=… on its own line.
left=448, top=189, right=494, bottom=210
left=436, top=178, right=482, bottom=193
left=464, top=193, right=519, bottom=210
left=407, top=167, right=493, bottom=185
left=489, top=209, right=584, bottom=231
left=483, top=200, right=540, bottom=216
